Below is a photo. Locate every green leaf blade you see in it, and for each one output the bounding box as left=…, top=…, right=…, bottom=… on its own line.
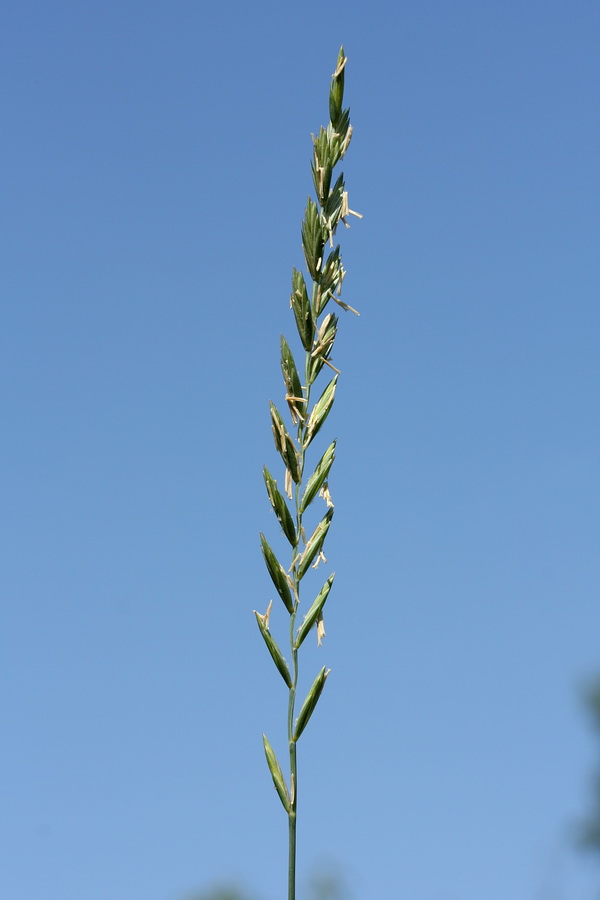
left=300, top=440, right=336, bottom=513
left=295, top=574, right=335, bottom=649
left=280, top=335, right=303, bottom=400
left=329, top=46, right=346, bottom=129
left=254, top=610, right=293, bottom=688
left=293, top=667, right=330, bottom=742
left=303, top=376, right=338, bottom=449
left=263, top=466, right=297, bottom=547
left=269, top=402, right=301, bottom=484
left=301, top=197, right=326, bottom=280
left=296, top=509, right=334, bottom=580
left=262, top=734, right=291, bottom=813
left=260, top=532, right=295, bottom=614
left=291, top=268, right=314, bottom=351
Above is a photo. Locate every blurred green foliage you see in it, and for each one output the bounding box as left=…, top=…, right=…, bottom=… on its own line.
left=186, top=889, right=254, bottom=900
left=188, top=864, right=349, bottom=900
left=581, top=677, right=600, bottom=854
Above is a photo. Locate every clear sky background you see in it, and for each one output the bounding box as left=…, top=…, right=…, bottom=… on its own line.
left=2, top=2, right=599, bottom=899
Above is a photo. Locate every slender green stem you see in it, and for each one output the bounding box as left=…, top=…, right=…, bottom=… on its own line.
left=258, top=47, right=356, bottom=900
left=287, top=623, right=297, bottom=889
left=287, top=370, right=311, bottom=900
left=288, top=805, right=296, bottom=900
left=288, top=605, right=298, bottom=900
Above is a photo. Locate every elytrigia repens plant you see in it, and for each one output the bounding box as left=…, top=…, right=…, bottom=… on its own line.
left=254, top=47, right=361, bottom=900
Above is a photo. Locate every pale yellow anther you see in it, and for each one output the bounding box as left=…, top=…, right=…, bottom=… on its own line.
left=317, top=614, right=326, bottom=647
left=311, top=549, right=327, bottom=570
left=332, top=55, right=347, bottom=78
left=319, top=483, right=334, bottom=508
left=255, top=599, right=273, bottom=630
left=285, top=468, right=292, bottom=500
left=340, top=190, right=363, bottom=227
left=321, top=358, right=341, bottom=374
left=333, top=294, right=359, bottom=316
left=340, top=124, right=353, bottom=157
left=285, top=394, right=306, bottom=425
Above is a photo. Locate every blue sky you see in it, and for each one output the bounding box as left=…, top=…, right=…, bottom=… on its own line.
left=2, top=2, right=599, bottom=898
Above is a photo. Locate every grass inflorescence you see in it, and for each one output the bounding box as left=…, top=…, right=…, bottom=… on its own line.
left=254, top=47, right=361, bottom=900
